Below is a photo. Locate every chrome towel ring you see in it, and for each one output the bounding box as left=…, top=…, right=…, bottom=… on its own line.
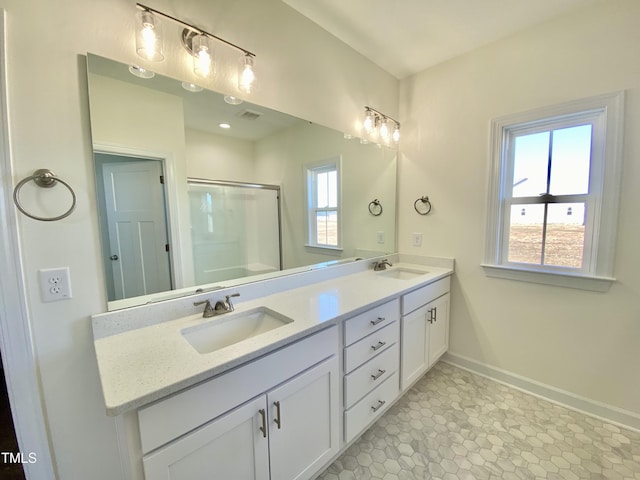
left=368, top=199, right=383, bottom=216
left=13, top=169, right=77, bottom=222
left=414, top=196, right=432, bottom=215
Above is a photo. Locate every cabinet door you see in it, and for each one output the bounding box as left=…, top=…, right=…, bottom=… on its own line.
left=143, top=396, right=269, bottom=480
left=400, top=304, right=429, bottom=391
left=268, top=356, right=340, bottom=480
left=428, top=293, right=450, bottom=366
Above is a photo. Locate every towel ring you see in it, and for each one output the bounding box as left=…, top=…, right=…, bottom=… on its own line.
left=13, top=169, right=77, bottom=222
left=414, top=196, right=432, bottom=216
left=368, top=199, right=383, bottom=216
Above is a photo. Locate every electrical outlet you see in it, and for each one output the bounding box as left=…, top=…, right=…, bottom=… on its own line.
left=376, top=231, right=385, bottom=244
left=39, top=267, right=72, bottom=302
left=412, top=232, right=423, bottom=247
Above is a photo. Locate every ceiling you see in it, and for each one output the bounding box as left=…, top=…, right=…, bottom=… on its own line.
left=282, top=0, right=600, bottom=79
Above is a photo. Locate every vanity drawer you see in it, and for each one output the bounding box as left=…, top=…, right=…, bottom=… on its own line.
left=344, top=321, right=399, bottom=373
left=344, top=299, right=399, bottom=346
left=344, top=343, right=399, bottom=408
left=402, top=276, right=450, bottom=315
left=344, top=372, right=399, bottom=443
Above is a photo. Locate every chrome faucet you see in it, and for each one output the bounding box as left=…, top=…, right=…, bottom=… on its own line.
left=372, top=259, right=393, bottom=271
left=194, top=293, right=240, bottom=318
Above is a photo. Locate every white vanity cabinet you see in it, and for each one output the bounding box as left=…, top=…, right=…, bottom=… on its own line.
left=342, top=299, right=401, bottom=443
left=400, top=277, right=450, bottom=391
left=139, top=326, right=339, bottom=480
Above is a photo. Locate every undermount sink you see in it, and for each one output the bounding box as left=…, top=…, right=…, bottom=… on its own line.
left=376, top=267, right=429, bottom=280
left=181, top=307, right=294, bottom=354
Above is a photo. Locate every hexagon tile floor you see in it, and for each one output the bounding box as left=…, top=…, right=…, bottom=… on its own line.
left=316, top=362, right=640, bottom=480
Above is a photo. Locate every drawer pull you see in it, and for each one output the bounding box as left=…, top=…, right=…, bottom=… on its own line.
left=370, top=316, right=385, bottom=326
left=433, top=306, right=438, bottom=322
left=371, top=341, right=386, bottom=351
left=273, top=401, right=282, bottom=429
left=259, top=409, right=267, bottom=438
left=371, top=369, right=386, bottom=381
left=371, top=400, right=386, bottom=412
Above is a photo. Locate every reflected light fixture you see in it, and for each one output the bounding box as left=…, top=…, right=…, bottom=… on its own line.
left=135, top=3, right=256, bottom=91
left=224, top=95, right=243, bottom=105
left=128, top=65, right=155, bottom=79
left=181, top=82, right=203, bottom=92
left=363, top=106, right=400, bottom=144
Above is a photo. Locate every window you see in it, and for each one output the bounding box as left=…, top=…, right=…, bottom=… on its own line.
left=483, top=92, right=624, bottom=291
left=306, top=157, right=341, bottom=249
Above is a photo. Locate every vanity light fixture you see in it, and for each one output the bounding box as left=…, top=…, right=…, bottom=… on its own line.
left=363, top=106, right=400, bottom=144
left=135, top=3, right=256, bottom=90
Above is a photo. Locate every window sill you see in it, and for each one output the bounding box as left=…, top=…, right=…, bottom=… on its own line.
left=481, top=264, right=615, bottom=292
left=304, top=244, right=344, bottom=254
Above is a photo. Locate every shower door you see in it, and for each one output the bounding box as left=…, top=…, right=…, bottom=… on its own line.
left=188, top=179, right=282, bottom=285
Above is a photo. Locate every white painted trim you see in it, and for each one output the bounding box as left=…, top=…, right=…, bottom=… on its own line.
left=442, top=352, right=640, bottom=432
left=0, top=9, right=56, bottom=479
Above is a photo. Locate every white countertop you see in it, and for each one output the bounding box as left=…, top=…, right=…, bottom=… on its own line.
left=92, top=260, right=453, bottom=416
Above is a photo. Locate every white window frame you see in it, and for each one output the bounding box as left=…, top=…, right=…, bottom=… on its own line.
left=304, top=156, right=342, bottom=251
left=483, top=92, right=624, bottom=292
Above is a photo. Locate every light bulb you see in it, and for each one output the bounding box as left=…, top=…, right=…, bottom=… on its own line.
left=192, top=34, right=212, bottom=78
left=363, top=110, right=374, bottom=132
left=392, top=124, right=400, bottom=143
left=238, top=54, right=256, bottom=93
left=379, top=117, right=390, bottom=140
left=136, top=11, right=164, bottom=62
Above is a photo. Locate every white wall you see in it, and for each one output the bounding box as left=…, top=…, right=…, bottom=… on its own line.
left=0, top=0, right=397, bottom=478
left=398, top=0, right=640, bottom=416
left=185, top=128, right=255, bottom=180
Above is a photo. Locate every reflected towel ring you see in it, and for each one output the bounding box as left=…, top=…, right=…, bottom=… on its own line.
left=368, top=199, right=383, bottom=216
left=414, top=196, right=432, bottom=215
left=13, top=169, right=77, bottom=222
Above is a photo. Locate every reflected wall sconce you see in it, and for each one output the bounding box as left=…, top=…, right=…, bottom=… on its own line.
left=135, top=3, right=257, bottom=92
left=363, top=106, right=400, bottom=144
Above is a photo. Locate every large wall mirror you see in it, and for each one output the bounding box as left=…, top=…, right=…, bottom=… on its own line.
left=86, top=54, right=397, bottom=310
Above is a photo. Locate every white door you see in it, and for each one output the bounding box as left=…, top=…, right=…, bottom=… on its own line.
left=143, top=396, right=270, bottom=480
left=428, top=293, right=450, bottom=366
left=401, top=304, right=429, bottom=391
left=268, top=356, right=340, bottom=480
left=102, top=160, right=171, bottom=300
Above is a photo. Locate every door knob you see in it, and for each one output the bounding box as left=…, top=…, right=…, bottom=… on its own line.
left=110, top=255, right=119, bottom=261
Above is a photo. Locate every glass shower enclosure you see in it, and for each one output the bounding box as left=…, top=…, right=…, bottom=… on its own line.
left=188, top=179, right=282, bottom=285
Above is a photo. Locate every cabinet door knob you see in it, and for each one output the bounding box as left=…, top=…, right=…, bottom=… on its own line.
left=370, top=316, right=385, bottom=326
left=371, top=400, right=386, bottom=412
left=258, top=409, right=267, bottom=438
left=371, top=341, right=386, bottom=351
left=371, top=369, right=386, bottom=381
left=273, top=401, right=282, bottom=429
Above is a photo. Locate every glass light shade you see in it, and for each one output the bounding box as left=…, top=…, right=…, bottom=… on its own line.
left=392, top=125, right=400, bottom=143
left=363, top=110, right=374, bottom=132
left=238, top=54, right=256, bottom=93
left=136, top=11, right=164, bottom=62
left=379, top=118, right=390, bottom=140
left=128, top=65, right=155, bottom=79
left=192, top=34, right=212, bottom=78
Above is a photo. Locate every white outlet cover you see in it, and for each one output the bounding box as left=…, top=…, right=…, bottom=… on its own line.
left=412, top=232, right=423, bottom=247
left=39, top=267, right=72, bottom=302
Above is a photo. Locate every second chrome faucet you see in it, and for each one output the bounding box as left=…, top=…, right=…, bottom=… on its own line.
left=194, top=293, right=240, bottom=318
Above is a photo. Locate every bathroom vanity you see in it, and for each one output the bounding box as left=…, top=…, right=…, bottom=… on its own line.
left=92, top=255, right=453, bottom=480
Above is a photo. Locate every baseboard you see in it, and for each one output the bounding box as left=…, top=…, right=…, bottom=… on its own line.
left=442, top=352, right=640, bottom=433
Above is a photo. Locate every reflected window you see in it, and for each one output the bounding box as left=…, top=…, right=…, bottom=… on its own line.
left=306, top=157, right=341, bottom=249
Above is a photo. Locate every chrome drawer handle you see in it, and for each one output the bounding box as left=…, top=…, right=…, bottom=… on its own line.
left=371, top=341, right=386, bottom=351
left=370, top=316, right=385, bottom=326
left=371, top=400, right=386, bottom=412
left=258, top=409, right=267, bottom=438
left=371, top=369, right=386, bottom=381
